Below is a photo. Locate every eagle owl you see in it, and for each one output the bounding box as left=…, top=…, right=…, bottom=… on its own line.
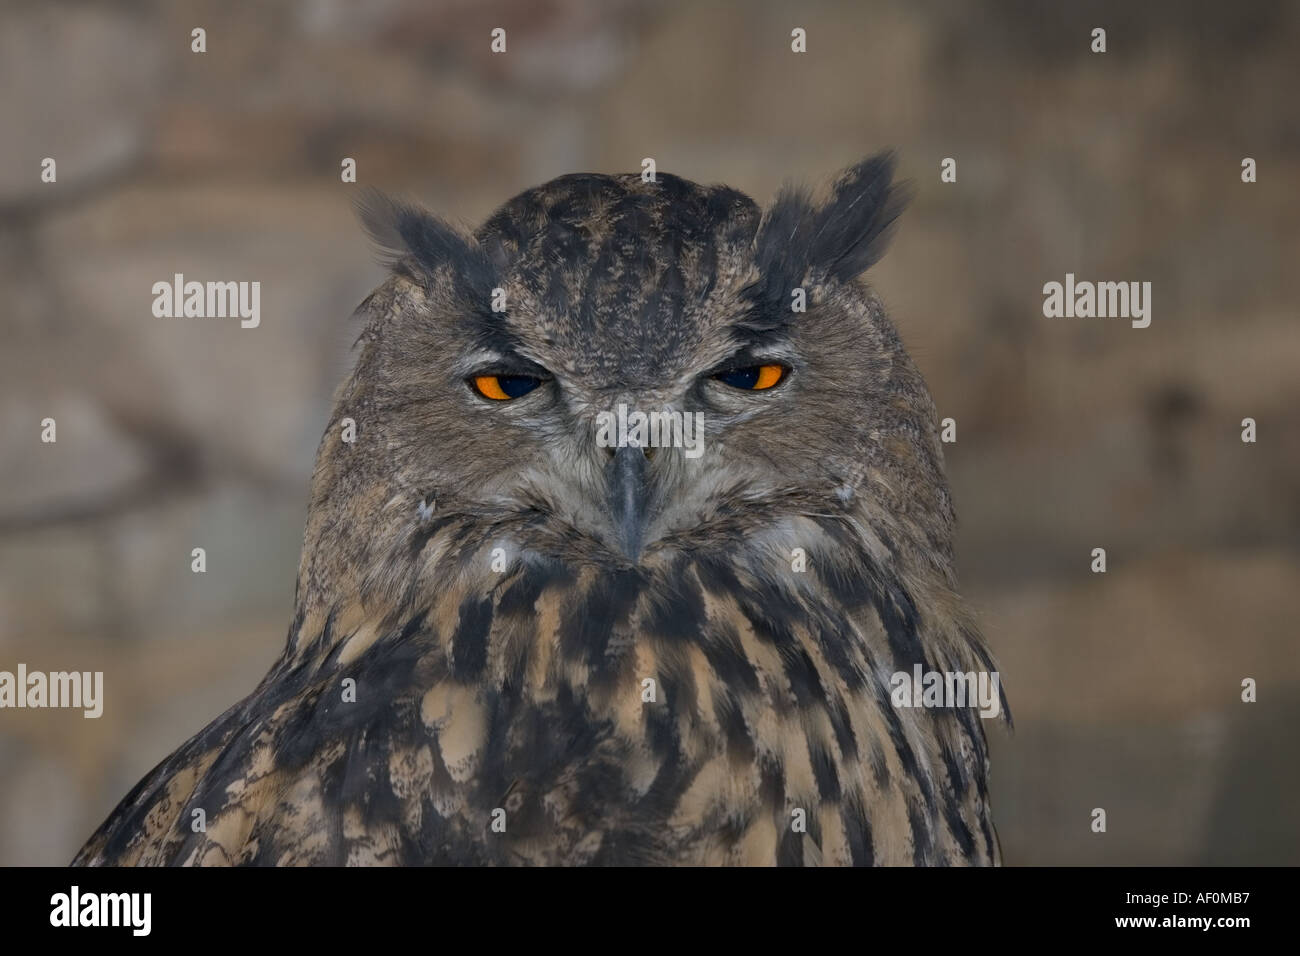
left=75, top=154, right=1007, bottom=866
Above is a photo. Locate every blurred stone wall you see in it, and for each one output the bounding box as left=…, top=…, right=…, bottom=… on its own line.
left=1, top=0, right=1297, bottom=864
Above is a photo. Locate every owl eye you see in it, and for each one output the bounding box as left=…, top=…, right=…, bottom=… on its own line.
left=471, top=374, right=544, bottom=401
left=713, top=364, right=787, bottom=391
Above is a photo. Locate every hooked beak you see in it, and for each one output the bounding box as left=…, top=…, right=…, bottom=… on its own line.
left=606, top=445, right=652, bottom=561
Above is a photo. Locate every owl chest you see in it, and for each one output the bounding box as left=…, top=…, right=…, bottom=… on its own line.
left=440, top=623, right=900, bottom=863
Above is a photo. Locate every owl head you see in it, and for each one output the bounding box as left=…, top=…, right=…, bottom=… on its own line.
left=295, top=155, right=955, bottom=617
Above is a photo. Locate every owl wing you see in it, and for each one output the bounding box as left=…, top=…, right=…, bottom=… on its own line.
left=71, top=598, right=664, bottom=866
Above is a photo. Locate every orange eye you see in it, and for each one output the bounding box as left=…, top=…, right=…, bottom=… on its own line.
left=753, top=364, right=785, bottom=389
left=714, top=364, right=787, bottom=391
left=471, top=374, right=543, bottom=401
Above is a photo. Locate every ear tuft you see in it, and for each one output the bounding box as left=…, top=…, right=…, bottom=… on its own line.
left=809, top=152, right=911, bottom=282
left=750, top=152, right=910, bottom=315
left=355, top=188, right=495, bottom=297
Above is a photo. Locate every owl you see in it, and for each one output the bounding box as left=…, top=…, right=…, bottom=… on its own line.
left=74, top=153, right=1008, bottom=866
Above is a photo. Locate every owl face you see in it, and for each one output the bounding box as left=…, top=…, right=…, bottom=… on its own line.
left=343, top=157, right=949, bottom=578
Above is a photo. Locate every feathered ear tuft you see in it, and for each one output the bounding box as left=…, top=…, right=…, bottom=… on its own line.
left=749, top=152, right=910, bottom=317
left=809, top=152, right=911, bottom=282
left=355, top=188, right=495, bottom=298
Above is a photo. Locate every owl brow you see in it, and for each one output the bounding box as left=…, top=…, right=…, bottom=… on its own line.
left=721, top=324, right=796, bottom=358
left=454, top=348, right=549, bottom=379
left=461, top=310, right=531, bottom=362
left=709, top=341, right=797, bottom=374
left=476, top=357, right=551, bottom=378
left=731, top=291, right=795, bottom=336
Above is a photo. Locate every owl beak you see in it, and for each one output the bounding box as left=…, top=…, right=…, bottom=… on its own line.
left=606, top=445, right=651, bottom=561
